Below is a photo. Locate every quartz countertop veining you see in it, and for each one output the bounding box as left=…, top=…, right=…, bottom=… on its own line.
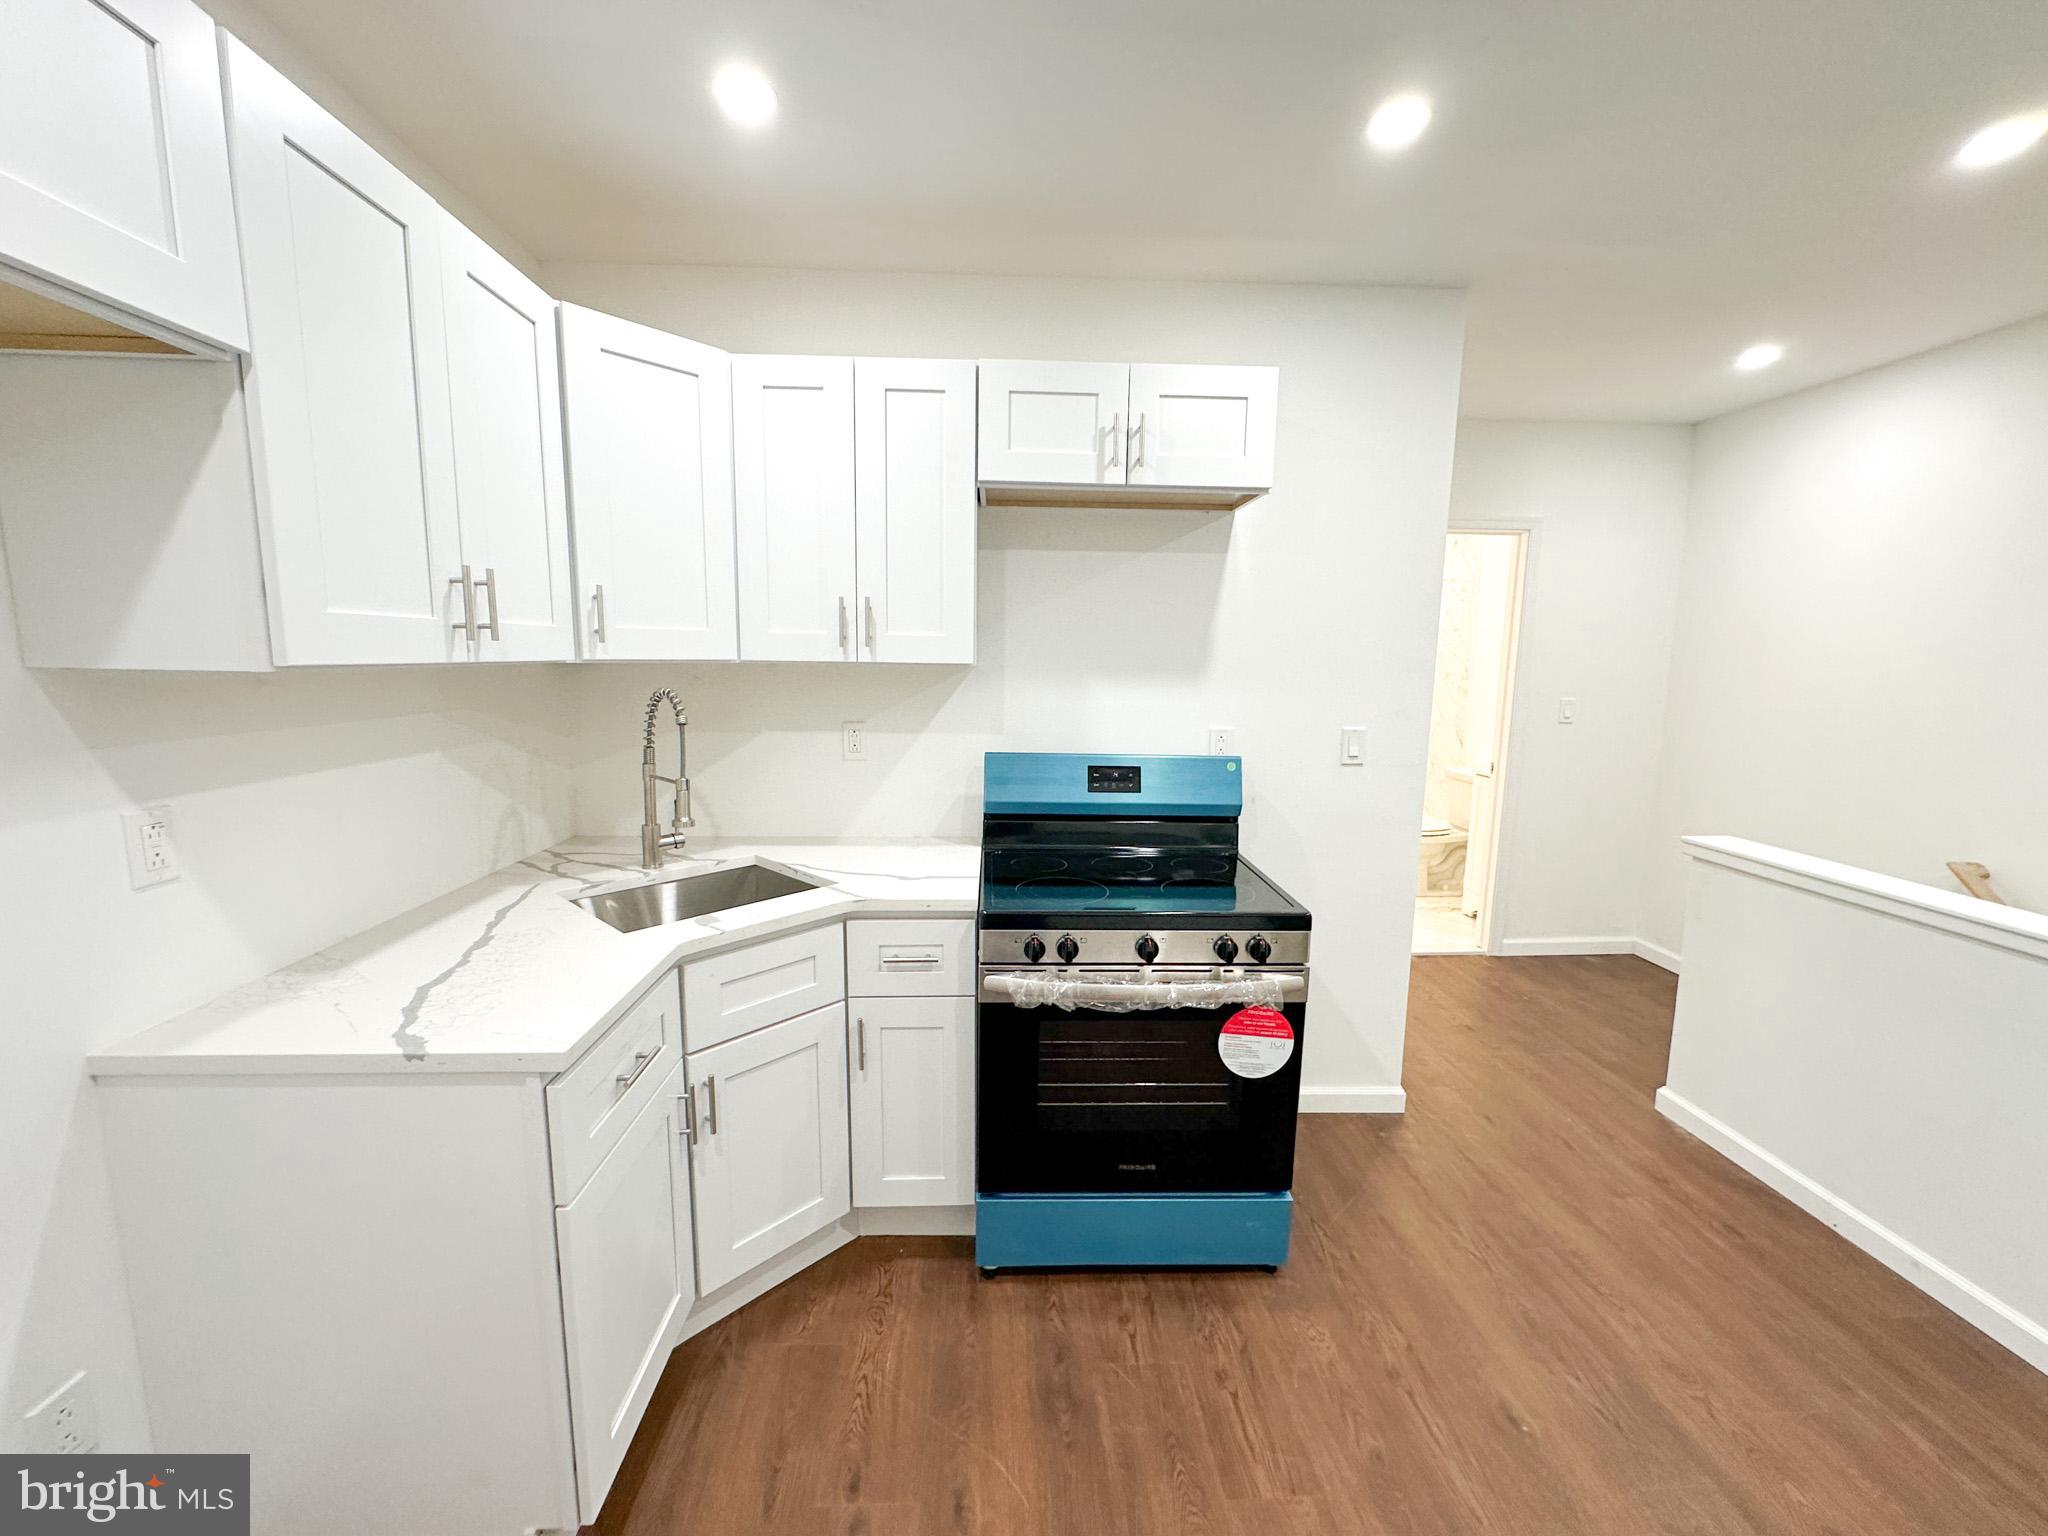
left=90, top=840, right=980, bottom=1078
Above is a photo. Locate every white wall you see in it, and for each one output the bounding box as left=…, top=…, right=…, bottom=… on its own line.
left=1643, top=315, right=2048, bottom=956
left=547, top=264, right=1467, bottom=1104
left=1444, top=421, right=1692, bottom=952
left=0, top=554, right=576, bottom=1451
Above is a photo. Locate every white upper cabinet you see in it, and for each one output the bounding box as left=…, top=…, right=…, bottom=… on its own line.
left=733, top=355, right=856, bottom=662
left=1127, top=363, right=1278, bottom=492
left=855, top=358, right=977, bottom=664
left=559, top=303, right=738, bottom=661
left=224, top=37, right=465, bottom=666
left=976, top=360, right=1129, bottom=487
left=0, top=0, right=248, bottom=353
left=686, top=1001, right=852, bottom=1296
left=977, top=359, right=1278, bottom=508
left=439, top=215, right=574, bottom=661
left=733, top=355, right=976, bottom=665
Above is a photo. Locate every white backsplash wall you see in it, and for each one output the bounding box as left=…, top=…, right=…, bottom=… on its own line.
left=0, top=565, right=578, bottom=1451
left=551, top=265, right=1468, bottom=1106
left=1643, top=313, right=2048, bottom=956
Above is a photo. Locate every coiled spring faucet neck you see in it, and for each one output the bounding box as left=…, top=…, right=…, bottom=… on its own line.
left=640, top=689, right=693, bottom=869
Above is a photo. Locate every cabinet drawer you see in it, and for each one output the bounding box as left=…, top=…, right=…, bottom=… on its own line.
left=682, top=924, right=846, bottom=1053
left=845, top=919, right=974, bottom=997
left=547, top=969, right=680, bottom=1204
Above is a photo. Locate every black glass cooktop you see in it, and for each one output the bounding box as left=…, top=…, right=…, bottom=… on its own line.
left=979, top=848, right=1311, bottom=929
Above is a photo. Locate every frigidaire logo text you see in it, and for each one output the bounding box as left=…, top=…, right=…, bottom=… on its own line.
left=4, top=1455, right=249, bottom=1532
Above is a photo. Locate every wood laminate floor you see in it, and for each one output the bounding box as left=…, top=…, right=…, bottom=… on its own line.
left=594, top=956, right=2048, bottom=1535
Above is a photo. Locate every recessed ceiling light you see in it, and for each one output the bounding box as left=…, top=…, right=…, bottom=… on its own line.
left=1364, top=93, right=1433, bottom=153
left=1954, top=112, right=2048, bottom=170
left=1734, top=342, right=1784, bottom=373
left=711, top=61, right=778, bottom=130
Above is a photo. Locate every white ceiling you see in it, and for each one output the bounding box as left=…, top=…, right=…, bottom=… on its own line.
left=235, top=0, right=2048, bottom=421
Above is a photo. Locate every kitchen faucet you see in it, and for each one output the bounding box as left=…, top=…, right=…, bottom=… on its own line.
left=641, top=688, right=694, bottom=869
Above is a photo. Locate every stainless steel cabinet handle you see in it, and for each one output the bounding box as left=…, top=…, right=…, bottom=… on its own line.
left=1106, top=411, right=1122, bottom=468
left=705, top=1075, right=719, bottom=1137
left=615, top=1048, right=655, bottom=1095
left=680, top=1088, right=697, bottom=1146
left=592, top=584, right=607, bottom=644
left=1130, top=412, right=1146, bottom=469
left=449, top=565, right=478, bottom=641
left=857, top=1015, right=867, bottom=1073
left=838, top=594, right=849, bottom=650
left=482, top=566, right=502, bottom=640
left=863, top=596, right=876, bottom=650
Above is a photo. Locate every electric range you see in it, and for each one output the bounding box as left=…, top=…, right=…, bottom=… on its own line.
left=974, top=752, right=1311, bottom=1272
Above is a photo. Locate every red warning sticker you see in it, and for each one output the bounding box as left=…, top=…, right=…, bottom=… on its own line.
left=1218, top=1006, right=1295, bottom=1079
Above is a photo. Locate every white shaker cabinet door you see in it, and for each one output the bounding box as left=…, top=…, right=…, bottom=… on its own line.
left=439, top=215, right=574, bottom=661
left=686, top=1002, right=852, bottom=1295
left=0, top=0, right=248, bottom=352
left=559, top=303, right=738, bottom=661
left=222, top=37, right=465, bottom=666
left=555, top=1066, right=693, bottom=1526
left=855, top=358, right=977, bottom=664
left=849, top=996, right=974, bottom=1208
left=976, top=360, right=1129, bottom=487
left=732, top=355, right=856, bottom=662
left=1125, top=363, right=1278, bottom=492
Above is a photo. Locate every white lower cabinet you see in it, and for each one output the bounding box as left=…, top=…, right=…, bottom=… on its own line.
left=686, top=1000, right=853, bottom=1294
left=850, top=995, right=975, bottom=1207
left=555, top=1063, right=695, bottom=1524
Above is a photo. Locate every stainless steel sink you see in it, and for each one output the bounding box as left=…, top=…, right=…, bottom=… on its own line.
left=572, top=864, right=822, bottom=935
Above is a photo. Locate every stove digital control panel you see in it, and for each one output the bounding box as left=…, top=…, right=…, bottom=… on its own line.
left=1086, top=763, right=1142, bottom=793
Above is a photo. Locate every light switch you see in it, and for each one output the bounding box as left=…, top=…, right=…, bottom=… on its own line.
left=1558, top=697, right=1579, bottom=725
left=1340, top=727, right=1367, bottom=765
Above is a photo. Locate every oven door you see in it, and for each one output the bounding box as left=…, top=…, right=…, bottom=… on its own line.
left=975, top=967, right=1307, bottom=1196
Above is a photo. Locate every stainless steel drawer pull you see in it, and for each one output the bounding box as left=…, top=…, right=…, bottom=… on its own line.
left=449, top=566, right=478, bottom=641
left=857, top=1015, right=867, bottom=1072
left=838, top=594, right=849, bottom=649
left=593, top=584, right=607, bottom=644
left=482, top=566, right=502, bottom=640
left=705, top=1075, right=720, bottom=1137
left=615, top=1049, right=656, bottom=1095
left=680, top=1088, right=697, bottom=1146
left=879, top=952, right=942, bottom=969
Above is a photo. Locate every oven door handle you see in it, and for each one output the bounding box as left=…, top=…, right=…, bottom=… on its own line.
left=978, top=970, right=1305, bottom=1008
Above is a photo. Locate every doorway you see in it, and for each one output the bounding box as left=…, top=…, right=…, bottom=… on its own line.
left=1414, top=529, right=1527, bottom=955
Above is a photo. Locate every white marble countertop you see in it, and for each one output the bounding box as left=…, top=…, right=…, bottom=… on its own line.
left=90, top=839, right=980, bottom=1078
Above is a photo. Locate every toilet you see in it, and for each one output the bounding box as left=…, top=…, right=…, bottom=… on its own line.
left=1418, top=765, right=1482, bottom=898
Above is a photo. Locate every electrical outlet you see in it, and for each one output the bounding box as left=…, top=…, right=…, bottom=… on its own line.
left=842, top=722, right=866, bottom=761
left=1208, top=727, right=1236, bottom=756
left=24, top=1371, right=99, bottom=1455
left=1339, top=727, right=1367, bottom=765
left=122, top=804, right=178, bottom=889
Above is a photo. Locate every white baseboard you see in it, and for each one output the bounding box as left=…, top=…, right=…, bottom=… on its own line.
left=1655, top=1088, right=2048, bottom=1375
left=1632, top=937, right=1682, bottom=972
left=1495, top=935, right=1636, bottom=957
left=856, top=1204, right=974, bottom=1236
left=1299, top=1086, right=1406, bottom=1114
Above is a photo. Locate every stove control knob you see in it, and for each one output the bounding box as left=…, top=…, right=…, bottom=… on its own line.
left=1246, top=934, right=1272, bottom=963
left=1022, top=935, right=1046, bottom=963
left=1135, top=933, right=1160, bottom=963
left=1213, top=935, right=1239, bottom=963
left=1056, top=934, right=1081, bottom=963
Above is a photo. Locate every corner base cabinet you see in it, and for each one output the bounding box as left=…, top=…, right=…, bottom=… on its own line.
left=686, top=1000, right=853, bottom=1294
